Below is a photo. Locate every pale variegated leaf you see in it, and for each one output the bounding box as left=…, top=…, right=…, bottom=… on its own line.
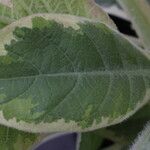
left=0, top=0, right=116, bottom=29
left=117, top=0, right=150, bottom=50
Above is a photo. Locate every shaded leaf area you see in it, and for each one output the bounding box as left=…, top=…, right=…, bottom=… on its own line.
left=79, top=132, right=103, bottom=150
left=0, top=125, right=39, bottom=150
left=0, top=15, right=150, bottom=132
left=130, top=121, right=150, bottom=150
left=0, top=0, right=115, bottom=29
left=95, top=103, right=150, bottom=148
left=35, top=133, right=78, bottom=150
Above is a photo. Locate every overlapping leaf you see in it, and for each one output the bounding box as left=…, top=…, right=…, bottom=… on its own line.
left=0, top=0, right=116, bottom=29
left=79, top=131, right=103, bottom=150
left=0, top=14, right=149, bottom=132
left=117, top=0, right=150, bottom=50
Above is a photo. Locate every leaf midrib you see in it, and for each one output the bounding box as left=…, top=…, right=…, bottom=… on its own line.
left=0, top=69, right=149, bottom=81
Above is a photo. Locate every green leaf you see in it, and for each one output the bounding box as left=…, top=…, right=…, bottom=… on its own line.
left=0, top=14, right=149, bottom=132
left=0, top=124, right=41, bottom=150
left=0, top=0, right=116, bottom=29
left=117, top=0, right=150, bottom=50
left=130, top=122, right=150, bottom=150
left=79, top=131, right=103, bottom=150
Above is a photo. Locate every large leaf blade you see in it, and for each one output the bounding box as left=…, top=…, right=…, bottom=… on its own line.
left=0, top=14, right=149, bottom=132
